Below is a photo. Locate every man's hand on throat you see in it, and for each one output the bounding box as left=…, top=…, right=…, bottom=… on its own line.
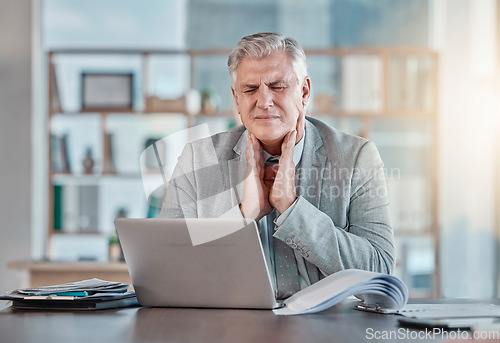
left=240, top=131, right=298, bottom=221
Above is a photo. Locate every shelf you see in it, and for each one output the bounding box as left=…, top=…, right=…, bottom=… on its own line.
left=8, top=260, right=128, bottom=272
left=52, top=173, right=143, bottom=185
left=51, top=230, right=102, bottom=235
left=311, top=110, right=435, bottom=118
left=54, top=109, right=235, bottom=116
left=7, top=261, right=131, bottom=287
left=79, top=108, right=138, bottom=113
left=48, top=47, right=437, bottom=56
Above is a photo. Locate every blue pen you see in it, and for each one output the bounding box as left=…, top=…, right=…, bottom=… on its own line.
left=26, top=291, right=89, bottom=296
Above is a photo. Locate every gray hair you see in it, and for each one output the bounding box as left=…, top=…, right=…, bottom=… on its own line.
left=227, top=32, right=307, bottom=87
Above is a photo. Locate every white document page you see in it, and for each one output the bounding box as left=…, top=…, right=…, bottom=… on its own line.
left=398, top=304, right=500, bottom=319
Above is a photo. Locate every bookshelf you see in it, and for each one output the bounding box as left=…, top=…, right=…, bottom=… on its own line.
left=46, top=47, right=439, bottom=297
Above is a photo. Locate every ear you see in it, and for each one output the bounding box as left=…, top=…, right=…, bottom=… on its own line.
left=231, top=87, right=240, bottom=108
left=301, top=76, right=311, bottom=107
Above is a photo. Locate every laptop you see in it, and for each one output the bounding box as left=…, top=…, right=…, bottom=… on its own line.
left=115, top=218, right=281, bottom=309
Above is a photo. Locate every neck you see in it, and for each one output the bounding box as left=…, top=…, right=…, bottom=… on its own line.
left=260, top=130, right=304, bottom=155
left=261, top=142, right=282, bottom=156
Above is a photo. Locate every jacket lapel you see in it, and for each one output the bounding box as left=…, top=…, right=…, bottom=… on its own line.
left=297, top=120, right=327, bottom=209
left=227, top=130, right=248, bottom=206
left=296, top=120, right=328, bottom=284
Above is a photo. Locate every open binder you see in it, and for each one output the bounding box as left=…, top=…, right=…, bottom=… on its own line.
left=273, top=269, right=408, bottom=316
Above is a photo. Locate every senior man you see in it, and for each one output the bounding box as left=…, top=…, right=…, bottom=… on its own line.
left=160, top=32, right=394, bottom=299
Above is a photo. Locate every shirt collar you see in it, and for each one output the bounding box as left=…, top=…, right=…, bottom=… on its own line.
left=262, top=127, right=305, bottom=167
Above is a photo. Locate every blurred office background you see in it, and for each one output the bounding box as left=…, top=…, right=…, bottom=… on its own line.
left=0, top=0, right=499, bottom=299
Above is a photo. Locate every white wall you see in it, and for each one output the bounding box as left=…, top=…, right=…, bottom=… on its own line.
left=43, top=0, right=187, bottom=49
left=433, top=0, right=499, bottom=297
left=0, top=0, right=32, bottom=292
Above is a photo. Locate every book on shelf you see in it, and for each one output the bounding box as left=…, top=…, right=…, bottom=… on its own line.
left=53, top=185, right=99, bottom=232
left=50, top=134, right=61, bottom=172
left=341, top=55, right=382, bottom=113
left=62, top=184, right=79, bottom=232
left=51, top=133, right=71, bottom=173
left=103, top=132, right=116, bottom=174
left=79, top=185, right=99, bottom=232
left=49, top=60, right=62, bottom=113
left=53, top=184, right=63, bottom=230
left=60, top=134, right=71, bottom=172
left=389, top=56, right=434, bottom=110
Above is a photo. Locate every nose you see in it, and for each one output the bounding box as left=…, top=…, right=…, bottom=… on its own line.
left=256, top=86, right=274, bottom=110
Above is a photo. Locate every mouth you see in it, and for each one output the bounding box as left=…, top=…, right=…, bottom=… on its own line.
left=254, top=115, right=280, bottom=121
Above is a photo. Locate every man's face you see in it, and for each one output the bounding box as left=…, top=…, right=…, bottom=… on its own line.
left=231, top=52, right=311, bottom=150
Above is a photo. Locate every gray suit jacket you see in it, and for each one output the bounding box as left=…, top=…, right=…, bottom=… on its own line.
left=160, top=117, right=395, bottom=284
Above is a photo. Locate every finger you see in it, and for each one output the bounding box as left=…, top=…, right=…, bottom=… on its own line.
left=250, top=134, right=264, bottom=167
left=295, top=116, right=305, bottom=144
left=246, top=136, right=256, bottom=169
left=290, top=129, right=297, bottom=149
left=295, top=115, right=302, bottom=133
left=250, top=134, right=265, bottom=179
left=274, top=131, right=294, bottom=185
left=280, top=130, right=296, bottom=166
left=279, top=131, right=290, bottom=156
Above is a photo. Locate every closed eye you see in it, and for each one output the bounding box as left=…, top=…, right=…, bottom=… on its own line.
left=243, top=88, right=257, bottom=94
left=271, top=86, right=286, bottom=92
left=268, top=80, right=288, bottom=91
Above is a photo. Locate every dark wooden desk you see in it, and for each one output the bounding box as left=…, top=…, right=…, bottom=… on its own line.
left=3, top=299, right=497, bottom=343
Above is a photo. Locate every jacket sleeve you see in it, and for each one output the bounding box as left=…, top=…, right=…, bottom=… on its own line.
left=159, top=143, right=245, bottom=219
left=272, top=141, right=395, bottom=275
left=159, top=143, right=198, bottom=218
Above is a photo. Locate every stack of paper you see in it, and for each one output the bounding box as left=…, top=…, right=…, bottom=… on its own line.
left=14, top=278, right=130, bottom=297
left=0, top=279, right=138, bottom=310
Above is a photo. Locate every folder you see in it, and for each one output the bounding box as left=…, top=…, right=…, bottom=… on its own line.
left=0, top=278, right=139, bottom=311
left=3, top=292, right=138, bottom=311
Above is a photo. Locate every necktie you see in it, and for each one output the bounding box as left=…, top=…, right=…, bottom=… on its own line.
left=265, top=156, right=301, bottom=299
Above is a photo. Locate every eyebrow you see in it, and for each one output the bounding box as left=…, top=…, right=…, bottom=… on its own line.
left=241, top=83, right=259, bottom=89
left=241, top=79, right=288, bottom=89
left=267, top=80, right=288, bottom=87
